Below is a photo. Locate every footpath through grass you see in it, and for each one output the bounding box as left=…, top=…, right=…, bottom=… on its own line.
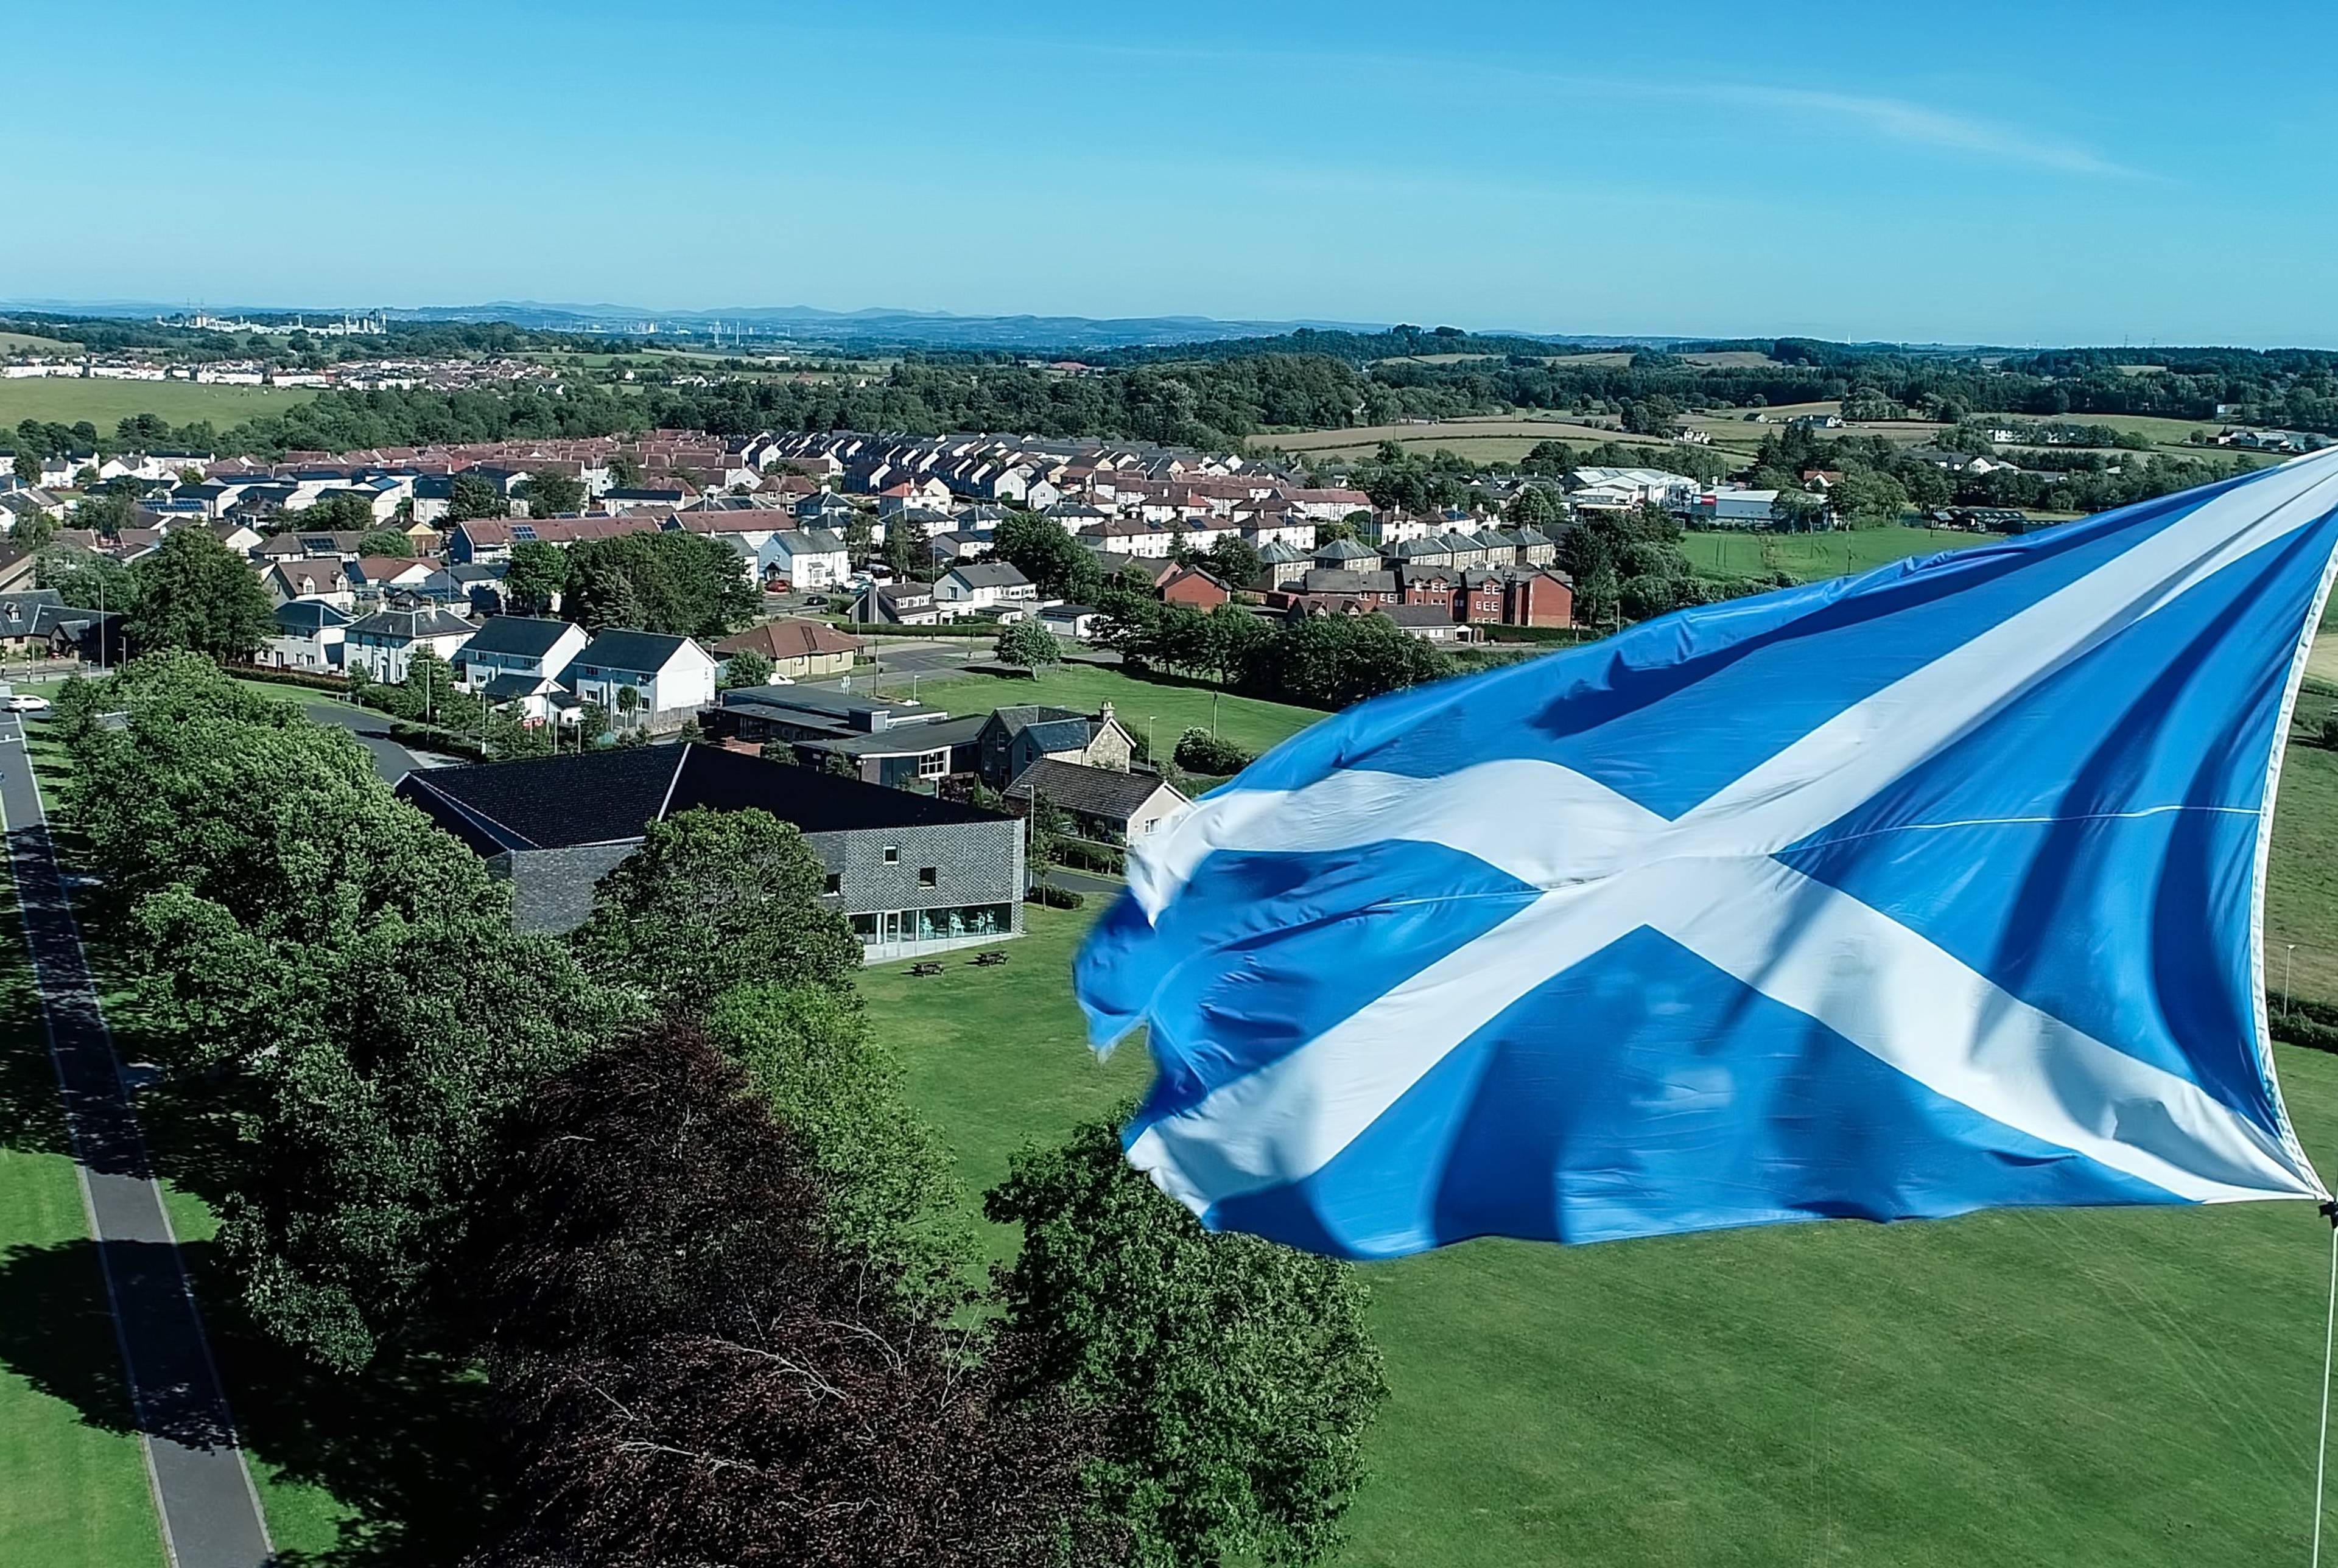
left=0, top=849, right=163, bottom=1568
left=877, top=897, right=2338, bottom=1568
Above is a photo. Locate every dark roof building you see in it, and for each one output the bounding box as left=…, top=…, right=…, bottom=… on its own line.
left=397, top=745, right=1025, bottom=953
left=1005, top=757, right=1189, bottom=842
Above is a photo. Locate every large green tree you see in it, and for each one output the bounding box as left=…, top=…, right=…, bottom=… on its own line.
left=448, top=472, right=506, bottom=522
left=993, top=618, right=1062, bottom=668
left=563, top=530, right=759, bottom=635
left=706, top=981, right=972, bottom=1309
left=989, top=1116, right=1386, bottom=1567
left=570, top=806, right=862, bottom=1018
left=126, top=527, right=276, bottom=661
left=58, top=656, right=632, bottom=1367
left=502, top=538, right=569, bottom=615
left=525, top=471, right=586, bottom=518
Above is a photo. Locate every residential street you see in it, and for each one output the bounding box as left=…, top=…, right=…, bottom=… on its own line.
left=0, top=715, right=274, bottom=1568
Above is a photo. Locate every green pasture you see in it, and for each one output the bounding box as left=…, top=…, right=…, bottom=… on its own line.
left=0, top=379, right=316, bottom=434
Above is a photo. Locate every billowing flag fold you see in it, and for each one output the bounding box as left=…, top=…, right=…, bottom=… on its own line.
left=1077, top=450, right=2338, bottom=1256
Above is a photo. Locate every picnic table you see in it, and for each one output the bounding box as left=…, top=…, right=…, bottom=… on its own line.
left=970, top=950, right=1009, bottom=967
left=908, top=961, right=946, bottom=977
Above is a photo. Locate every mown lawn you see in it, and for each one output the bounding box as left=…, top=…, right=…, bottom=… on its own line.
left=0, top=378, right=315, bottom=432
left=916, top=663, right=1325, bottom=761
left=874, top=901, right=2338, bottom=1568
left=1677, top=525, right=1990, bottom=582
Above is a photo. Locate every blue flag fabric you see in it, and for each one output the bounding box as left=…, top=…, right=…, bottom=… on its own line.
left=1076, top=450, right=2338, bottom=1258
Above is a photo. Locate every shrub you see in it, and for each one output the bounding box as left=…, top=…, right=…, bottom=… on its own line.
left=1173, top=727, right=1254, bottom=775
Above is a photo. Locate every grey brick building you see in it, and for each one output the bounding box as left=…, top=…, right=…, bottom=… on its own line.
left=395, top=744, right=1025, bottom=959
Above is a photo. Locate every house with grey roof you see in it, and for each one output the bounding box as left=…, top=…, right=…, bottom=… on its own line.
left=1005, top=757, right=1189, bottom=845
left=258, top=600, right=351, bottom=672
left=975, top=702, right=1134, bottom=788
left=935, top=560, right=1036, bottom=617
left=344, top=603, right=476, bottom=682
left=563, top=628, right=720, bottom=728
left=396, top=744, right=1025, bottom=957
left=453, top=615, right=588, bottom=706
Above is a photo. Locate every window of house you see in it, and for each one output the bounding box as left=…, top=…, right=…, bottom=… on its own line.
left=883, top=845, right=898, bottom=863
left=919, top=867, right=937, bottom=887
left=919, top=751, right=947, bottom=779
left=824, top=873, right=840, bottom=894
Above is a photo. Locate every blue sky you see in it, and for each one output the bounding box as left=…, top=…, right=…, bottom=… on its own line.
left=7, top=1, right=2333, bottom=345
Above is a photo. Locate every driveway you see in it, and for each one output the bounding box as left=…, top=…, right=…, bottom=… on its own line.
left=292, top=698, right=430, bottom=783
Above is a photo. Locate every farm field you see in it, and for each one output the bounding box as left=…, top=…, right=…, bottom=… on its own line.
left=0, top=332, right=80, bottom=353
left=1263, top=416, right=1629, bottom=452
left=0, top=378, right=317, bottom=432
left=875, top=884, right=2338, bottom=1568
left=911, top=663, right=1322, bottom=760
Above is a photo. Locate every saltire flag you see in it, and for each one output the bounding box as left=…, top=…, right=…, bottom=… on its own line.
left=1076, top=448, right=2338, bottom=1258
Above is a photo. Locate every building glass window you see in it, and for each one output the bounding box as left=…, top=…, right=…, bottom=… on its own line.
left=824, top=873, right=841, bottom=895
left=919, top=867, right=937, bottom=886
left=882, top=845, right=899, bottom=863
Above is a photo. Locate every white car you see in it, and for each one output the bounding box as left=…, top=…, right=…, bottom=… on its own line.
left=3, top=695, right=51, bottom=716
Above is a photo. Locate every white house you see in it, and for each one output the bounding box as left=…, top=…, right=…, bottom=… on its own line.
left=563, top=629, right=721, bottom=726
left=935, top=561, right=1037, bottom=615
left=767, top=529, right=851, bottom=589
left=453, top=615, right=588, bottom=696
left=1687, top=488, right=1783, bottom=527
left=343, top=604, right=476, bottom=682
left=256, top=600, right=351, bottom=672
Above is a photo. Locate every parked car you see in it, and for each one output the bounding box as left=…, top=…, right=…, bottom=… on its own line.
left=3, top=694, right=51, bottom=715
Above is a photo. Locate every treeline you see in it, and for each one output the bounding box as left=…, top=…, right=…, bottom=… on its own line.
left=53, top=656, right=1387, bottom=1566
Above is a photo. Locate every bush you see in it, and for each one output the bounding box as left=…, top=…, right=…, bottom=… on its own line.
left=223, top=662, right=355, bottom=695
left=2273, top=996, right=2338, bottom=1054
left=1173, top=727, right=1254, bottom=775
left=1053, top=838, right=1126, bottom=876
left=1027, top=883, right=1085, bottom=910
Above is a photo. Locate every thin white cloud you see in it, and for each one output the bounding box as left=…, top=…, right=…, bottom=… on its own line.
left=1697, top=85, right=2149, bottom=179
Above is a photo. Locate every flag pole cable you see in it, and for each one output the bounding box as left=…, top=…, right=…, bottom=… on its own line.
left=2314, top=1203, right=2338, bottom=1568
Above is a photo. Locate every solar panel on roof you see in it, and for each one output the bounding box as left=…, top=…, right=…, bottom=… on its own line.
left=511, top=524, right=538, bottom=542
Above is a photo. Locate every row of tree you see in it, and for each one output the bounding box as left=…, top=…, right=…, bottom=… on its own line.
left=53, top=656, right=1386, bottom=1565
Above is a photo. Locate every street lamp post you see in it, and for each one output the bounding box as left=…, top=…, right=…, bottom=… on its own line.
left=2284, top=943, right=2299, bottom=1019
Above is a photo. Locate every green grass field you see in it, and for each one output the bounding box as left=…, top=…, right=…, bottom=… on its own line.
left=914, top=663, right=1324, bottom=760
left=872, top=895, right=2338, bottom=1568
left=1678, top=525, right=1987, bottom=581
left=0, top=332, right=81, bottom=353
left=0, top=379, right=317, bottom=433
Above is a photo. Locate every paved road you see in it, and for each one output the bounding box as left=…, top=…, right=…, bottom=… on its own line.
left=293, top=698, right=428, bottom=783
left=1, top=715, right=274, bottom=1568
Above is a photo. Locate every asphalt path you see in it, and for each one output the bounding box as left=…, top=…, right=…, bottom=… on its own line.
left=293, top=698, right=427, bottom=783
left=0, top=714, right=273, bottom=1567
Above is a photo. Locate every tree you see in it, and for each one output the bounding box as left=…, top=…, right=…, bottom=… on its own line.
left=300, top=491, right=381, bottom=532
left=569, top=806, right=862, bottom=1019
left=705, top=982, right=972, bottom=1309
left=1202, top=536, right=1261, bottom=587
left=13, top=451, right=39, bottom=485
left=613, top=683, right=641, bottom=728
left=1172, top=728, right=1252, bottom=776
left=357, top=525, right=413, bottom=556
left=989, top=1115, right=1386, bottom=1567
left=71, top=491, right=139, bottom=539
left=37, top=545, right=137, bottom=620
left=994, top=618, right=1062, bottom=669
left=606, top=452, right=643, bottom=489
left=503, top=539, right=569, bottom=615
left=719, top=645, right=774, bottom=689
left=12, top=508, right=57, bottom=552
left=448, top=472, right=505, bottom=522
left=59, top=656, right=631, bottom=1367
left=458, top=1027, right=1102, bottom=1568
left=993, top=511, right=1098, bottom=598
left=563, top=531, right=759, bottom=635
left=526, top=471, right=586, bottom=518
left=883, top=508, right=930, bottom=582
left=126, top=528, right=276, bottom=661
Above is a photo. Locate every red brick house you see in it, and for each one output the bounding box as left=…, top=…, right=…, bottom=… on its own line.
left=1160, top=565, right=1232, bottom=609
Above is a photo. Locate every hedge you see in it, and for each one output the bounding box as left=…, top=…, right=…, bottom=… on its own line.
left=223, top=663, right=356, bottom=696
left=2273, top=997, right=2338, bottom=1055
left=1026, top=883, right=1086, bottom=909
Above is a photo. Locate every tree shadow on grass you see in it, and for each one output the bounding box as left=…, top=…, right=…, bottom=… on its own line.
left=0, top=1236, right=499, bottom=1566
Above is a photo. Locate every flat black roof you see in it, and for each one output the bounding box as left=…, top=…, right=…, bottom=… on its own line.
left=395, top=742, right=1005, bottom=852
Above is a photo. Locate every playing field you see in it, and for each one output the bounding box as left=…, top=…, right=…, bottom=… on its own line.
left=1678, top=525, right=1986, bottom=581
left=0, top=378, right=317, bottom=432
left=912, top=663, right=1324, bottom=760
left=872, top=869, right=2338, bottom=1567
